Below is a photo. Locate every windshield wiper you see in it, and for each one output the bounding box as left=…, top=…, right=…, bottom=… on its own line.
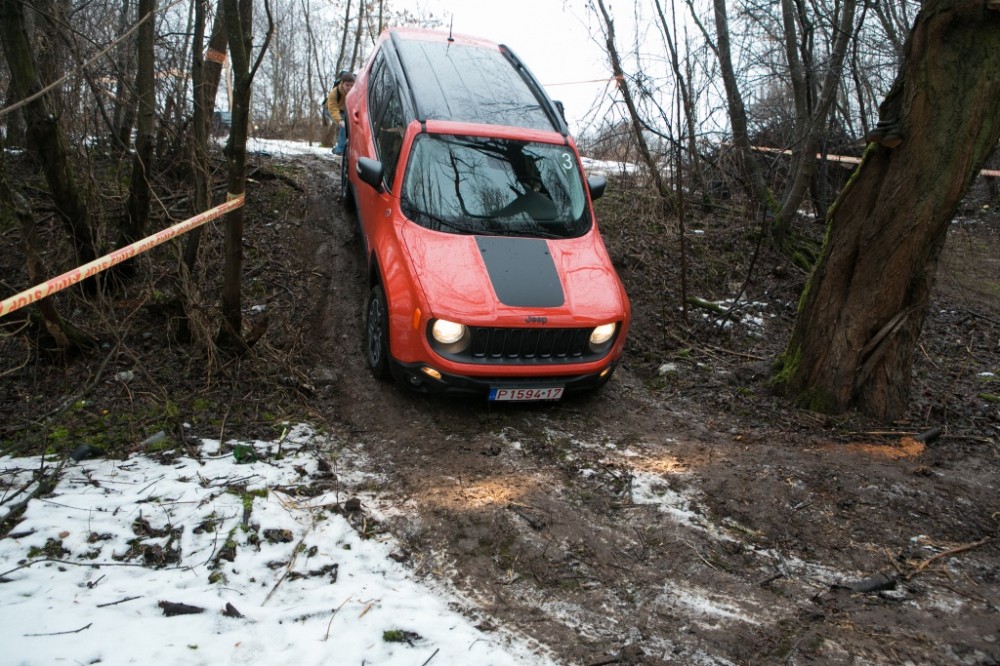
left=405, top=206, right=563, bottom=239
left=403, top=208, right=476, bottom=235
left=404, top=207, right=483, bottom=235
left=501, top=226, right=563, bottom=239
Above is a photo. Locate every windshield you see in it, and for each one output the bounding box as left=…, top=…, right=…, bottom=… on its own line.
left=401, top=134, right=591, bottom=239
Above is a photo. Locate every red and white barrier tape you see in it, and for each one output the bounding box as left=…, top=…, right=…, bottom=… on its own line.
left=0, top=194, right=245, bottom=318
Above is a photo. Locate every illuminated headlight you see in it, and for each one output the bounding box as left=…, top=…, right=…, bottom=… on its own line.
left=432, top=319, right=466, bottom=344
left=430, top=319, right=470, bottom=354
left=588, top=323, right=617, bottom=352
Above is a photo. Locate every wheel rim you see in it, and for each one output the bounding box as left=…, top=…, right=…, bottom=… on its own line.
left=366, top=294, right=384, bottom=367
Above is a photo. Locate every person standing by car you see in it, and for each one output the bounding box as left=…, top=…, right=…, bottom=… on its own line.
left=326, top=72, right=355, bottom=156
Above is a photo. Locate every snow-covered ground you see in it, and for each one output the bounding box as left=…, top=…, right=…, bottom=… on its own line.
left=0, top=424, right=555, bottom=666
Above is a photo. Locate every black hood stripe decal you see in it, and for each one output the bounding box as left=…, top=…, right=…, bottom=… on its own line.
left=477, top=237, right=564, bottom=308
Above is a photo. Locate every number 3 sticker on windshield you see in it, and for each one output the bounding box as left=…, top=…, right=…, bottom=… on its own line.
left=561, top=152, right=573, bottom=170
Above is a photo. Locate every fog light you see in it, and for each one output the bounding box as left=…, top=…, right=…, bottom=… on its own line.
left=421, top=366, right=442, bottom=381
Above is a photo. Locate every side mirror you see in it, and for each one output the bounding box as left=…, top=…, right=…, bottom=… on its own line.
left=357, top=156, right=384, bottom=193
left=554, top=100, right=567, bottom=123
left=587, top=174, right=607, bottom=201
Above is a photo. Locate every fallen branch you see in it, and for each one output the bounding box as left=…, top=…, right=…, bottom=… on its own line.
left=905, top=537, right=994, bottom=580
left=97, top=595, right=141, bottom=608
left=323, top=595, right=354, bottom=640
left=507, top=503, right=546, bottom=530
left=1, top=456, right=68, bottom=534
left=25, top=623, right=92, bottom=636
left=957, top=308, right=1000, bottom=327
left=914, top=427, right=943, bottom=444
left=756, top=572, right=785, bottom=587
left=686, top=296, right=729, bottom=315
left=262, top=519, right=316, bottom=606
left=0, top=557, right=177, bottom=580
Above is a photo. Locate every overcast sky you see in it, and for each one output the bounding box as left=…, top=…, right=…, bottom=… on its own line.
left=395, top=0, right=614, bottom=133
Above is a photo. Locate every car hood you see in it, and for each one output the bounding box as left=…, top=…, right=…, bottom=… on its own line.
left=399, top=225, right=626, bottom=325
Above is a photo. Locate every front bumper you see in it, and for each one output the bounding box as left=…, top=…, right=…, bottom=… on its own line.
left=387, top=358, right=618, bottom=397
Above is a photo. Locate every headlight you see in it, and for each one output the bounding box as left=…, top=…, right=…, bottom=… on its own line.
left=589, top=323, right=617, bottom=351
left=432, top=319, right=466, bottom=344
left=429, top=319, right=470, bottom=355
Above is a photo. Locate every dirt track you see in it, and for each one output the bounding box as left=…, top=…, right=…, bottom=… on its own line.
left=1, top=147, right=995, bottom=664
left=292, top=155, right=1000, bottom=665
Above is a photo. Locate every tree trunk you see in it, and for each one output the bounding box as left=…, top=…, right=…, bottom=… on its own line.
left=335, top=0, right=351, bottom=74
left=218, top=0, right=251, bottom=349
left=0, top=0, right=100, bottom=276
left=595, top=0, right=674, bottom=209
left=653, top=0, right=702, bottom=192
left=2, top=79, right=27, bottom=147
left=113, top=0, right=137, bottom=153
left=33, top=0, right=64, bottom=113
left=707, top=0, right=770, bottom=207
left=217, top=0, right=271, bottom=351
left=777, top=0, right=1000, bottom=420
left=0, top=137, right=78, bottom=352
left=772, top=0, right=857, bottom=247
left=349, top=0, right=364, bottom=71
left=191, top=2, right=210, bottom=225
left=175, top=0, right=215, bottom=347
left=184, top=0, right=229, bottom=274
left=123, top=0, right=156, bottom=252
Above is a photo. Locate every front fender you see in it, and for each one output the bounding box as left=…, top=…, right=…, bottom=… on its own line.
left=370, top=222, right=427, bottom=365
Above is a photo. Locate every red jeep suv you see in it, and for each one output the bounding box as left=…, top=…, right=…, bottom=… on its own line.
left=341, top=27, right=630, bottom=401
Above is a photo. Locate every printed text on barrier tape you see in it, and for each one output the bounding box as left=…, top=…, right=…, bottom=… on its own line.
left=0, top=195, right=245, bottom=319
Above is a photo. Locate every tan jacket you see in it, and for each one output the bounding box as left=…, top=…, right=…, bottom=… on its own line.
left=325, top=83, right=349, bottom=124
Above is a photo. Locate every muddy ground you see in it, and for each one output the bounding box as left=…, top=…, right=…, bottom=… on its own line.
left=2, top=149, right=998, bottom=664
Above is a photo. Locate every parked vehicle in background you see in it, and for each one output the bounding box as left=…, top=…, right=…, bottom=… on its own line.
left=341, top=27, right=630, bottom=401
left=211, top=110, right=232, bottom=136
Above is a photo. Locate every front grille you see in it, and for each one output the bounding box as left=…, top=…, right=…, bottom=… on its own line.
left=468, top=327, right=592, bottom=362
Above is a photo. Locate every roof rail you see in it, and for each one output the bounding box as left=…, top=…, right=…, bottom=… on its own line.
left=499, top=44, right=569, bottom=137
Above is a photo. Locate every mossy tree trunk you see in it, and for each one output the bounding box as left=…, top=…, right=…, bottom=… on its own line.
left=777, top=0, right=1000, bottom=420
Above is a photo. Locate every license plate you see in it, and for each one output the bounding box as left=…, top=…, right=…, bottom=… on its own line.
left=489, top=386, right=564, bottom=402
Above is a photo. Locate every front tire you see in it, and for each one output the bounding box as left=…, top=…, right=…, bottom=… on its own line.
left=365, top=284, right=390, bottom=380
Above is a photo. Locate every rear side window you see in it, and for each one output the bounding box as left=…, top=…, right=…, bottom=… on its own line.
left=367, top=50, right=405, bottom=190
left=367, top=53, right=389, bottom=125
left=375, top=91, right=405, bottom=189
